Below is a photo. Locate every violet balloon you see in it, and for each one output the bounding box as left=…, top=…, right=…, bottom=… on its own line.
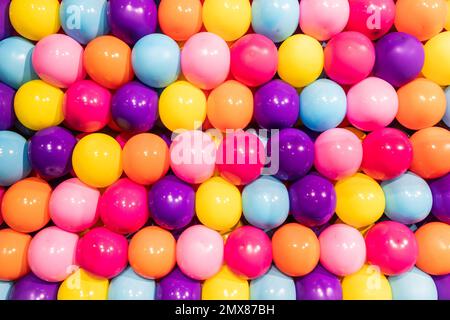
left=0, top=0, right=12, bottom=40
left=433, top=274, right=450, bottom=300
left=254, top=79, right=299, bottom=129
left=289, top=173, right=336, bottom=227
left=374, top=32, right=425, bottom=87
left=28, top=126, right=77, bottom=180
left=295, top=265, right=342, bottom=300
left=108, top=0, right=157, bottom=45
left=430, top=174, right=450, bottom=224
left=148, top=175, right=195, bottom=230
left=0, top=82, right=15, bottom=130
left=9, top=273, right=59, bottom=300
left=156, top=268, right=201, bottom=300
left=111, top=81, right=158, bottom=134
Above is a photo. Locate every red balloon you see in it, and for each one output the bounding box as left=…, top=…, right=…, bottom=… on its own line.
left=361, top=128, right=413, bottom=180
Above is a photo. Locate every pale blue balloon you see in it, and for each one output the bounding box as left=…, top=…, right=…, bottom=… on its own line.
left=389, top=267, right=438, bottom=300
left=60, top=0, right=110, bottom=45
left=252, top=0, right=300, bottom=43
left=0, top=131, right=31, bottom=187
left=0, top=281, right=12, bottom=300
left=0, top=37, right=37, bottom=89
left=108, top=267, right=155, bottom=300
left=250, top=266, right=296, bottom=300
left=300, top=79, right=347, bottom=132
left=444, top=87, right=450, bottom=127
left=381, top=172, right=432, bottom=224
left=132, top=33, right=180, bottom=89
left=242, top=176, right=289, bottom=230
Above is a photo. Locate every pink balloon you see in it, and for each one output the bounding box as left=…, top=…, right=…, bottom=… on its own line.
left=324, top=31, right=375, bottom=85
left=347, top=77, right=398, bottom=131
left=319, top=224, right=366, bottom=276
left=314, top=128, right=363, bottom=180
left=176, top=225, right=224, bottom=280
left=300, top=0, right=350, bottom=41
left=230, top=34, right=278, bottom=87
left=76, top=227, right=128, bottom=279
left=32, top=34, right=85, bottom=88
left=98, top=178, right=150, bottom=234
left=49, top=178, right=100, bottom=233
left=170, top=130, right=217, bottom=184
left=181, top=32, right=230, bottom=90
left=28, top=226, right=79, bottom=282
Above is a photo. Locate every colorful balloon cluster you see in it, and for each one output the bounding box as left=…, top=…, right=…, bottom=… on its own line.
left=0, top=0, right=449, bottom=301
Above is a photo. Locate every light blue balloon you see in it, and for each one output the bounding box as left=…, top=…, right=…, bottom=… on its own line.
left=0, top=281, right=12, bottom=300
left=108, top=267, right=155, bottom=300
left=0, top=37, right=37, bottom=89
left=300, top=79, right=347, bottom=132
left=252, top=0, right=300, bottom=43
left=250, top=266, right=296, bottom=300
left=389, top=267, right=438, bottom=300
left=444, top=87, right=450, bottom=127
left=60, top=0, right=110, bottom=45
left=381, top=172, right=432, bottom=224
left=132, top=34, right=180, bottom=89
left=0, top=131, right=31, bottom=187
left=242, top=176, right=289, bottom=230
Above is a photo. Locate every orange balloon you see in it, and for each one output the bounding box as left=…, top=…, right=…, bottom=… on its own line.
left=122, top=133, right=170, bottom=185
left=272, top=223, right=320, bottom=277
left=396, top=78, right=446, bottom=130
left=1, top=177, right=51, bottom=233
left=83, top=36, right=134, bottom=89
left=207, top=80, right=254, bottom=132
left=0, top=228, right=31, bottom=280
left=128, top=226, right=176, bottom=279
left=415, top=222, right=450, bottom=275
left=395, top=0, right=448, bottom=41
left=158, top=0, right=203, bottom=41
left=410, top=127, right=450, bottom=179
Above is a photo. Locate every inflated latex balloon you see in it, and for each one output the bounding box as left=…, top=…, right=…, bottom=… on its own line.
left=434, top=274, right=450, bottom=300
left=430, top=174, right=450, bottom=224
left=202, top=265, right=249, bottom=300
left=342, top=265, right=392, bottom=300
left=158, top=0, right=202, bottom=41
left=295, top=265, right=343, bottom=300
left=250, top=266, right=296, bottom=300
left=0, top=0, right=12, bottom=40
left=9, top=273, right=59, bottom=300
left=0, top=83, right=15, bottom=130
left=0, top=281, right=12, bottom=300
left=108, top=267, right=155, bottom=300
left=0, top=131, right=31, bottom=186
left=156, top=267, right=201, bottom=300
left=423, top=31, right=450, bottom=86
left=0, top=229, right=31, bottom=281
left=58, top=268, right=109, bottom=300
left=389, top=267, right=438, bottom=300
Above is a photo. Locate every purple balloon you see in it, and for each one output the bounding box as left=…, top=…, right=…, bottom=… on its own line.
left=108, top=0, right=157, bottom=45
left=289, top=173, right=336, bottom=227
left=0, top=82, right=15, bottom=130
left=156, top=268, right=201, bottom=300
left=268, top=128, right=314, bottom=181
left=429, top=174, right=450, bottom=224
left=434, top=274, right=450, bottom=300
left=28, top=126, right=77, bottom=180
left=254, top=79, right=299, bottom=129
left=148, top=175, right=195, bottom=230
left=111, top=81, right=158, bottom=133
left=9, top=273, right=60, bottom=300
left=0, top=0, right=12, bottom=40
left=373, top=32, right=425, bottom=87
left=295, top=265, right=342, bottom=300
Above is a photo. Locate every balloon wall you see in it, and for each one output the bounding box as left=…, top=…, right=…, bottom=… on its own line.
left=0, top=0, right=449, bottom=301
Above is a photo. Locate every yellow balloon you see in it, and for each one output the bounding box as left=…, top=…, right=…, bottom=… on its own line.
left=278, top=34, right=324, bottom=88
left=342, top=265, right=392, bottom=300
left=72, top=133, right=123, bottom=188
left=335, top=173, right=385, bottom=229
left=58, top=269, right=109, bottom=300
left=196, top=176, right=242, bottom=232
left=14, top=80, right=64, bottom=131
left=203, top=0, right=251, bottom=41
left=202, top=265, right=249, bottom=300
left=159, top=81, right=207, bottom=132
left=9, top=0, right=60, bottom=41
left=422, top=31, right=450, bottom=86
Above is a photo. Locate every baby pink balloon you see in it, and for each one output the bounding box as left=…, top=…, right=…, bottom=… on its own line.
left=300, top=0, right=350, bottom=41
left=49, top=178, right=100, bottom=233
left=314, top=128, right=363, bottom=180
left=32, top=34, right=86, bottom=88
left=28, top=226, right=79, bottom=282
left=176, top=225, right=224, bottom=280
left=319, top=224, right=367, bottom=276
left=347, top=77, right=398, bottom=131
left=170, top=130, right=217, bottom=184
left=181, top=32, right=230, bottom=90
